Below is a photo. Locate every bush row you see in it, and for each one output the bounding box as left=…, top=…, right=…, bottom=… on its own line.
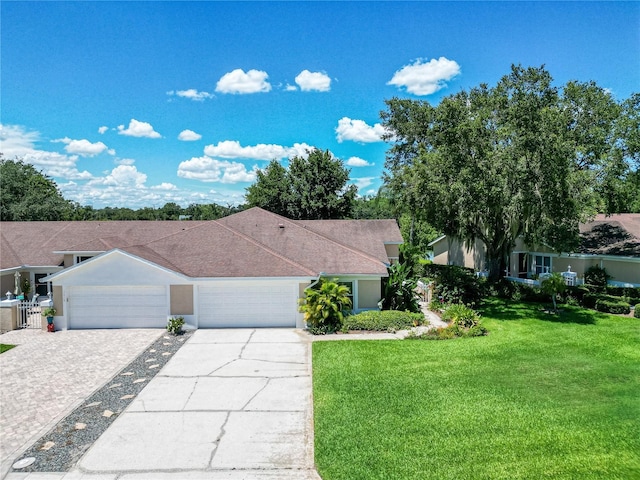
left=635, top=305, right=640, bottom=319
left=343, top=310, right=424, bottom=333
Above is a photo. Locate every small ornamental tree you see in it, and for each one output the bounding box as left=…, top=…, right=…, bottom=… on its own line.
left=299, top=279, right=352, bottom=334
left=541, top=273, right=567, bottom=312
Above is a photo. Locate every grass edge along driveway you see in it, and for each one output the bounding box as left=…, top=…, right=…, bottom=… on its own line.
left=312, top=299, right=640, bottom=480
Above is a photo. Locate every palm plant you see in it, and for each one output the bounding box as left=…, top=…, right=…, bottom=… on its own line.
left=299, top=279, right=352, bottom=333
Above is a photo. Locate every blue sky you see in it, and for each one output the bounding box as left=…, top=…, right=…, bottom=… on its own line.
left=2, top=1, right=639, bottom=209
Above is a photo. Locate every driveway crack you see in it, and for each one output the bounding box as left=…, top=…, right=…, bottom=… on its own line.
left=207, top=411, right=231, bottom=468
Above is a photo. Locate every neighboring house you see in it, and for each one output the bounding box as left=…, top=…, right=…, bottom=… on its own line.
left=428, top=214, right=640, bottom=287
left=0, top=208, right=402, bottom=329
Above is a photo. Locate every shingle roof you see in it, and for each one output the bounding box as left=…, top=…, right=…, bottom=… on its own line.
left=578, top=214, right=640, bottom=257
left=0, top=208, right=399, bottom=277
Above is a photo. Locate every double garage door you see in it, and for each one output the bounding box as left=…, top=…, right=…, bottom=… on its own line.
left=66, top=282, right=299, bottom=329
left=198, top=283, right=298, bottom=328
left=67, top=286, right=168, bottom=329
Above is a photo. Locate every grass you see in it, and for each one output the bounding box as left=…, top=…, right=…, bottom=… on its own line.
left=0, top=344, right=16, bottom=354
left=313, top=298, right=640, bottom=479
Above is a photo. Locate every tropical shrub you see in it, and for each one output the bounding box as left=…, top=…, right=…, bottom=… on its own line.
left=423, top=264, right=482, bottom=306
left=441, top=303, right=482, bottom=329
left=167, top=316, right=185, bottom=335
left=540, top=273, right=567, bottom=312
left=379, top=262, right=420, bottom=312
left=634, top=304, right=640, bottom=318
left=299, top=279, right=352, bottom=334
left=584, top=265, right=610, bottom=291
left=343, top=310, right=424, bottom=333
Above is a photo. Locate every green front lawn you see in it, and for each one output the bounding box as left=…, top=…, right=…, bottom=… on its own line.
left=313, top=299, right=640, bottom=479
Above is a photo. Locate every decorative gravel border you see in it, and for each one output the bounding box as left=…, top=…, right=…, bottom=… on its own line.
left=12, top=330, right=192, bottom=473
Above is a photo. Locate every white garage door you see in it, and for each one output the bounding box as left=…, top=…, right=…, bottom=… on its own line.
left=68, top=286, right=168, bottom=329
left=198, top=283, right=298, bottom=328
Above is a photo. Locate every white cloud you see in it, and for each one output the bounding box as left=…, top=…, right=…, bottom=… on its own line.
left=346, top=156, right=374, bottom=167
left=53, top=137, right=110, bottom=157
left=0, top=124, right=93, bottom=180
left=294, top=70, right=331, bottom=92
left=98, top=126, right=108, bottom=134
left=177, top=156, right=258, bottom=183
left=117, top=119, right=162, bottom=138
left=285, top=84, right=298, bottom=92
left=88, top=164, right=147, bottom=187
left=178, top=129, right=202, bottom=141
left=169, top=89, right=214, bottom=101
left=352, top=177, right=375, bottom=190
left=203, top=140, right=314, bottom=160
left=388, top=57, right=461, bottom=95
left=151, top=182, right=178, bottom=191
left=335, top=117, right=387, bottom=143
left=115, top=158, right=136, bottom=166
left=215, top=69, right=271, bottom=94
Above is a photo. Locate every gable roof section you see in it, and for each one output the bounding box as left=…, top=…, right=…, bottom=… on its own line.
left=217, top=208, right=390, bottom=275
left=293, top=218, right=402, bottom=264
left=134, top=221, right=316, bottom=277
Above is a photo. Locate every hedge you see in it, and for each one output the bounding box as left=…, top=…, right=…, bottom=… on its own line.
left=595, top=299, right=631, bottom=315
left=343, top=310, right=425, bottom=332
left=635, top=304, right=640, bottom=319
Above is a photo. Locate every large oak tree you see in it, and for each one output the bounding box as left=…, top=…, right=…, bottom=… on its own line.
left=381, top=65, right=638, bottom=280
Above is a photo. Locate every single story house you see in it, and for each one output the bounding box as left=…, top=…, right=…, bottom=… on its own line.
left=0, top=207, right=402, bottom=329
left=428, top=214, right=640, bottom=287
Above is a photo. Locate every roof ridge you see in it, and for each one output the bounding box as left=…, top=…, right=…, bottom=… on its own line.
left=212, top=217, right=317, bottom=276
left=262, top=210, right=389, bottom=267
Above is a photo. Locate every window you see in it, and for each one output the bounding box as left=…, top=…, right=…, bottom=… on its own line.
left=533, top=255, right=551, bottom=275
left=75, top=255, right=93, bottom=264
left=338, top=281, right=354, bottom=303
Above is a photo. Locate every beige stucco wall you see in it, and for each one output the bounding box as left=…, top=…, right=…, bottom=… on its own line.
left=1, top=274, right=15, bottom=298
left=384, top=244, right=400, bottom=261
left=358, top=279, right=381, bottom=310
left=438, top=237, right=484, bottom=270
left=600, top=260, right=640, bottom=285
left=63, top=254, right=74, bottom=268
left=0, top=305, right=18, bottom=332
left=53, top=286, right=64, bottom=315
left=170, top=284, right=194, bottom=315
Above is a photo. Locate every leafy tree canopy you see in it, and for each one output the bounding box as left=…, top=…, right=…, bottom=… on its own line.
left=0, top=156, right=74, bottom=221
left=381, top=65, right=638, bottom=280
left=245, top=148, right=357, bottom=220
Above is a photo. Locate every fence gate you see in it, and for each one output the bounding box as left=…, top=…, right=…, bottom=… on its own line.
left=17, top=300, right=42, bottom=329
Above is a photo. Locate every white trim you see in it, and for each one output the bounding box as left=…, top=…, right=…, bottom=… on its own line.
left=428, top=235, right=447, bottom=247
left=42, top=249, right=188, bottom=282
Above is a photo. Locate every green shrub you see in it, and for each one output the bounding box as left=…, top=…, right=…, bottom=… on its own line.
left=606, top=286, right=640, bottom=301
left=406, top=323, right=487, bottom=340
left=584, top=293, right=628, bottom=310
left=299, top=278, right=352, bottom=334
left=441, top=303, right=481, bottom=329
left=634, top=304, right=640, bottom=319
left=584, top=266, right=610, bottom=292
left=343, top=310, right=424, bottom=333
left=427, top=298, right=446, bottom=313
left=423, top=264, right=482, bottom=306
left=595, top=299, right=631, bottom=315
left=167, top=316, right=185, bottom=335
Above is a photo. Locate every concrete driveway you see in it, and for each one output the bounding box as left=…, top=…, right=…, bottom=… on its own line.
left=0, top=328, right=163, bottom=479
left=7, top=329, right=320, bottom=480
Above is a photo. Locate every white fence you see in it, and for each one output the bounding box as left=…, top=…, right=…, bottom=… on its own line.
left=17, top=300, right=42, bottom=329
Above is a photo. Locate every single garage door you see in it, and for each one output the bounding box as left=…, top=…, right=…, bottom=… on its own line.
left=198, top=283, right=298, bottom=328
left=68, top=285, right=168, bottom=329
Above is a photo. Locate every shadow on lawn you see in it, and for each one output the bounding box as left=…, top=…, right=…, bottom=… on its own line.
left=479, top=299, right=600, bottom=325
